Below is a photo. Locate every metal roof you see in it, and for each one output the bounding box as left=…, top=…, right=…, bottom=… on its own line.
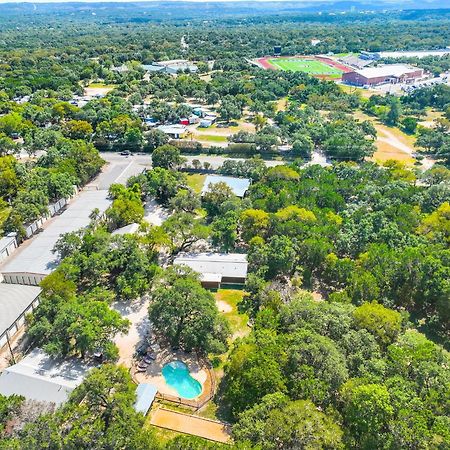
left=0, top=190, right=111, bottom=277
left=174, top=253, right=248, bottom=279
left=0, top=284, right=41, bottom=337
left=353, top=64, right=420, bottom=79
left=111, top=223, right=140, bottom=236
left=201, top=175, right=251, bottom=198
left=0, top=234, right=16, bottom=253
left=0, top=348, right=91, bottom=405
left=134, top=383, right=158, bottom=415
left=157, top=124, right=186, bottom=135
left=201, top=273, right=223, bottom=283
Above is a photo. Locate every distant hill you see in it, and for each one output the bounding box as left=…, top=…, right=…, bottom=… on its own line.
left=0, top=1, right=449, bottom=23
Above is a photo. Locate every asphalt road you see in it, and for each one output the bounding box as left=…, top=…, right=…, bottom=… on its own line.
left=100, top=152, right=285, bottom=171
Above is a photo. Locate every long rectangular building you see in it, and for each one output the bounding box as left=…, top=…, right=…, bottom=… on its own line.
left=0, top=348, right=92, bottom=405
left=0, top=190, right=111, bottom=285
left=174, top=253, right=248, bottom=288
left=0, top=284, right=41, bottom=348
left=342, top=64, right=423, bottom=86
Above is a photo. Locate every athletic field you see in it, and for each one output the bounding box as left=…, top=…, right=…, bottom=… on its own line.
left=266, top=58, right=344, bottom=78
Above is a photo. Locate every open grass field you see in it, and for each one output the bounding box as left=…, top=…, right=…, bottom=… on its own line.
left=214, top=289, right=248, bottom=340
left=339, top=83, right=379, bottom=99
left=192, top=134, right=228, bottom=143
left=186, top=174, right=206, bottom=193
left=87, top=83, right=117, bottom=89
left=267, top=58, right=343, bottom=78
left=353, top=110, right=416, bottom=164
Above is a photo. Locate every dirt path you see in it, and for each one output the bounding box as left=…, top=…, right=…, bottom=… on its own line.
left=353, top=111, right=423, bottom=164
left=150, top=408, right=231, bottom=443
left=377, top=127, right=414, bottom=155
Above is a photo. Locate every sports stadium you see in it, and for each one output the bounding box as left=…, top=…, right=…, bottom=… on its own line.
left=256, top=55, right=352, bottom=79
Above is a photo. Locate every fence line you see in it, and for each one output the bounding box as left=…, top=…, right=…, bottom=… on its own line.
left=155, top=360, right=217, bottom=411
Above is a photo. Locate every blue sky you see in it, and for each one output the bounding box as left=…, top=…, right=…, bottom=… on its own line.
left=0, top=0, right=439, bottom=5
left=0, top=0, right=394, bottom=3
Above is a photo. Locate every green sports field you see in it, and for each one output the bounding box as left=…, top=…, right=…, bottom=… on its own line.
left=267, top=58, right=343, bottom=77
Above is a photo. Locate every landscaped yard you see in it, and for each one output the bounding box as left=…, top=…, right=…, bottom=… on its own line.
left=186, top=174, right=206, bottom=193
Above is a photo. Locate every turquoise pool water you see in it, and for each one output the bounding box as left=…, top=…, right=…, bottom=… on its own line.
left=162, top=361, right=202, bottom=399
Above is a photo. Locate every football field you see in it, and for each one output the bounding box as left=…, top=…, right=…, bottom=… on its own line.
left=267, top=58, right=343, bottom=77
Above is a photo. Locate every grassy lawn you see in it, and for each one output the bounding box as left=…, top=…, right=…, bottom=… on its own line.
left=275, top=97, right=288, bottom=112
left=197, top=400, right=221, bottom=420
left=373, top=140, right=415, bottom=164
left=333, top=52, right=355, bottom=57
left=210, top=123, right=241, bottom=132
left=146, top=423, right=182, bottom=443
left=87, top=83, right=117, bottom=89
left=418, top=108, right=443, bottom=128
left=353, top=110, right=416, bottom=164
left=339, top=84, right=378, bottom=99
left=194, top=134, right=228, bottom=143
left=214, top=289, right=249, bottom=339
left=186, top=174, right=206, bottom=193
left=268, top=58, right=343, bottom=77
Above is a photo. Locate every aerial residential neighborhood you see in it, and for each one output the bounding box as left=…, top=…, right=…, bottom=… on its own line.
left=0, top=1, right=449, bottom=449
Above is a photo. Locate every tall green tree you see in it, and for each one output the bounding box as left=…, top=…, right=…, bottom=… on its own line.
left=149, top=267, right=229, bottom=353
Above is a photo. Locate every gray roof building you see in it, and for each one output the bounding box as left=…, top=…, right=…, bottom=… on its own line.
left=174, top=253, right=248, bottom=287
left=0, top=284, right=41, bottom=347
left=0, top=349, right=92, bottom=405
left=0, top=190, right=111, bottom=285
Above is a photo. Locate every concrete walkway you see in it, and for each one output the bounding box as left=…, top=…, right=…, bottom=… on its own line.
left=150, top=408, right=231, bottom=443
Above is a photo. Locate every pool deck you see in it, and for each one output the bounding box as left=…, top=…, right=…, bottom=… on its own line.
left=132, top=347, right=212, bottom=405
left=150, top=407, right=231, bottom=443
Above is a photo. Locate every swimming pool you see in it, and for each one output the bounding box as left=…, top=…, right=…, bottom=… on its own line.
left=161, top=360, right=202, bottom=399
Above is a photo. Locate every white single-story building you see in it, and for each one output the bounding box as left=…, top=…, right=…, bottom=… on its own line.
left=201, top=175, right=251, bottom=198
left=0, top=233, right=18, bottom=263
left=142, top=60, right=198, bottom=74
left=174, top=253, right=248, bottom=288
left=0, top=284, right=41, bottom=349
left=156, top=124, right=187, bottom=139
left=0, top=349, right=92, bottom=406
